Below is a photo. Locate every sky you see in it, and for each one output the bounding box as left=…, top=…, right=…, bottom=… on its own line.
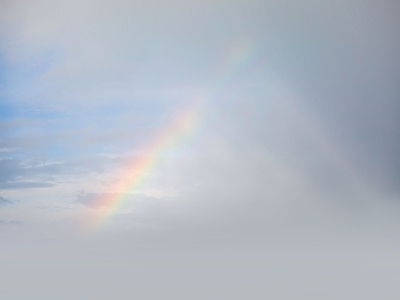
left=0, top=0, right=400, bottom=298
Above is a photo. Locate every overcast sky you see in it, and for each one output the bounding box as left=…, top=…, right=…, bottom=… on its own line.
left=1, top=0, right=400, bottom=298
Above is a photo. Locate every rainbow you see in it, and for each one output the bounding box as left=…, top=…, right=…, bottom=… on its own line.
left=87, top=104, right=201, bottom=230
left=89, top=40, right=258, bottom=230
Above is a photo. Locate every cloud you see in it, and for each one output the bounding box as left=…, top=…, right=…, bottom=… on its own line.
left=0, top=182, right=55, bottom=189
left=1, top=2, right=400, bottom=296
left=0, top=220, right=21, bottom=225
left=0, top=0, right=398, bottom=239
left=0, top=196, right=12, bottom=206
left=75, top=191, right=176, bottom=213
left=1, top=0, right=398, bottom=195
left=75, top=192, right=118, bottom=209
left=0, top=158, right=59, bottom=189
left=0, top=154, right=128, bottom=190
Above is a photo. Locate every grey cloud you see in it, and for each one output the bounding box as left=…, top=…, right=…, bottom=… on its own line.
left=1, top=2, right=400, bottom=296
left=0, top=154, right=128, bottom=190
left=76, top=192, right=178, bottom=215
left=0, top=220, right=21, bottom=225
left=0, top=0, right=398, bottom=222
left=75, top=192, right=116, bottom=208
left=1, top=0, right=398, bottom=197
left=0, top=196, right=12, bottom=206
left=0, top=158, right=60, bottom=189
left=0, top=182, right=55, bottom=189
left=255, top=2, right=400, bottom=195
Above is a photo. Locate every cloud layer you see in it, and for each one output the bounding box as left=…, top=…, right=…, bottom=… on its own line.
left=1, top=0, right=400, bottom=296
